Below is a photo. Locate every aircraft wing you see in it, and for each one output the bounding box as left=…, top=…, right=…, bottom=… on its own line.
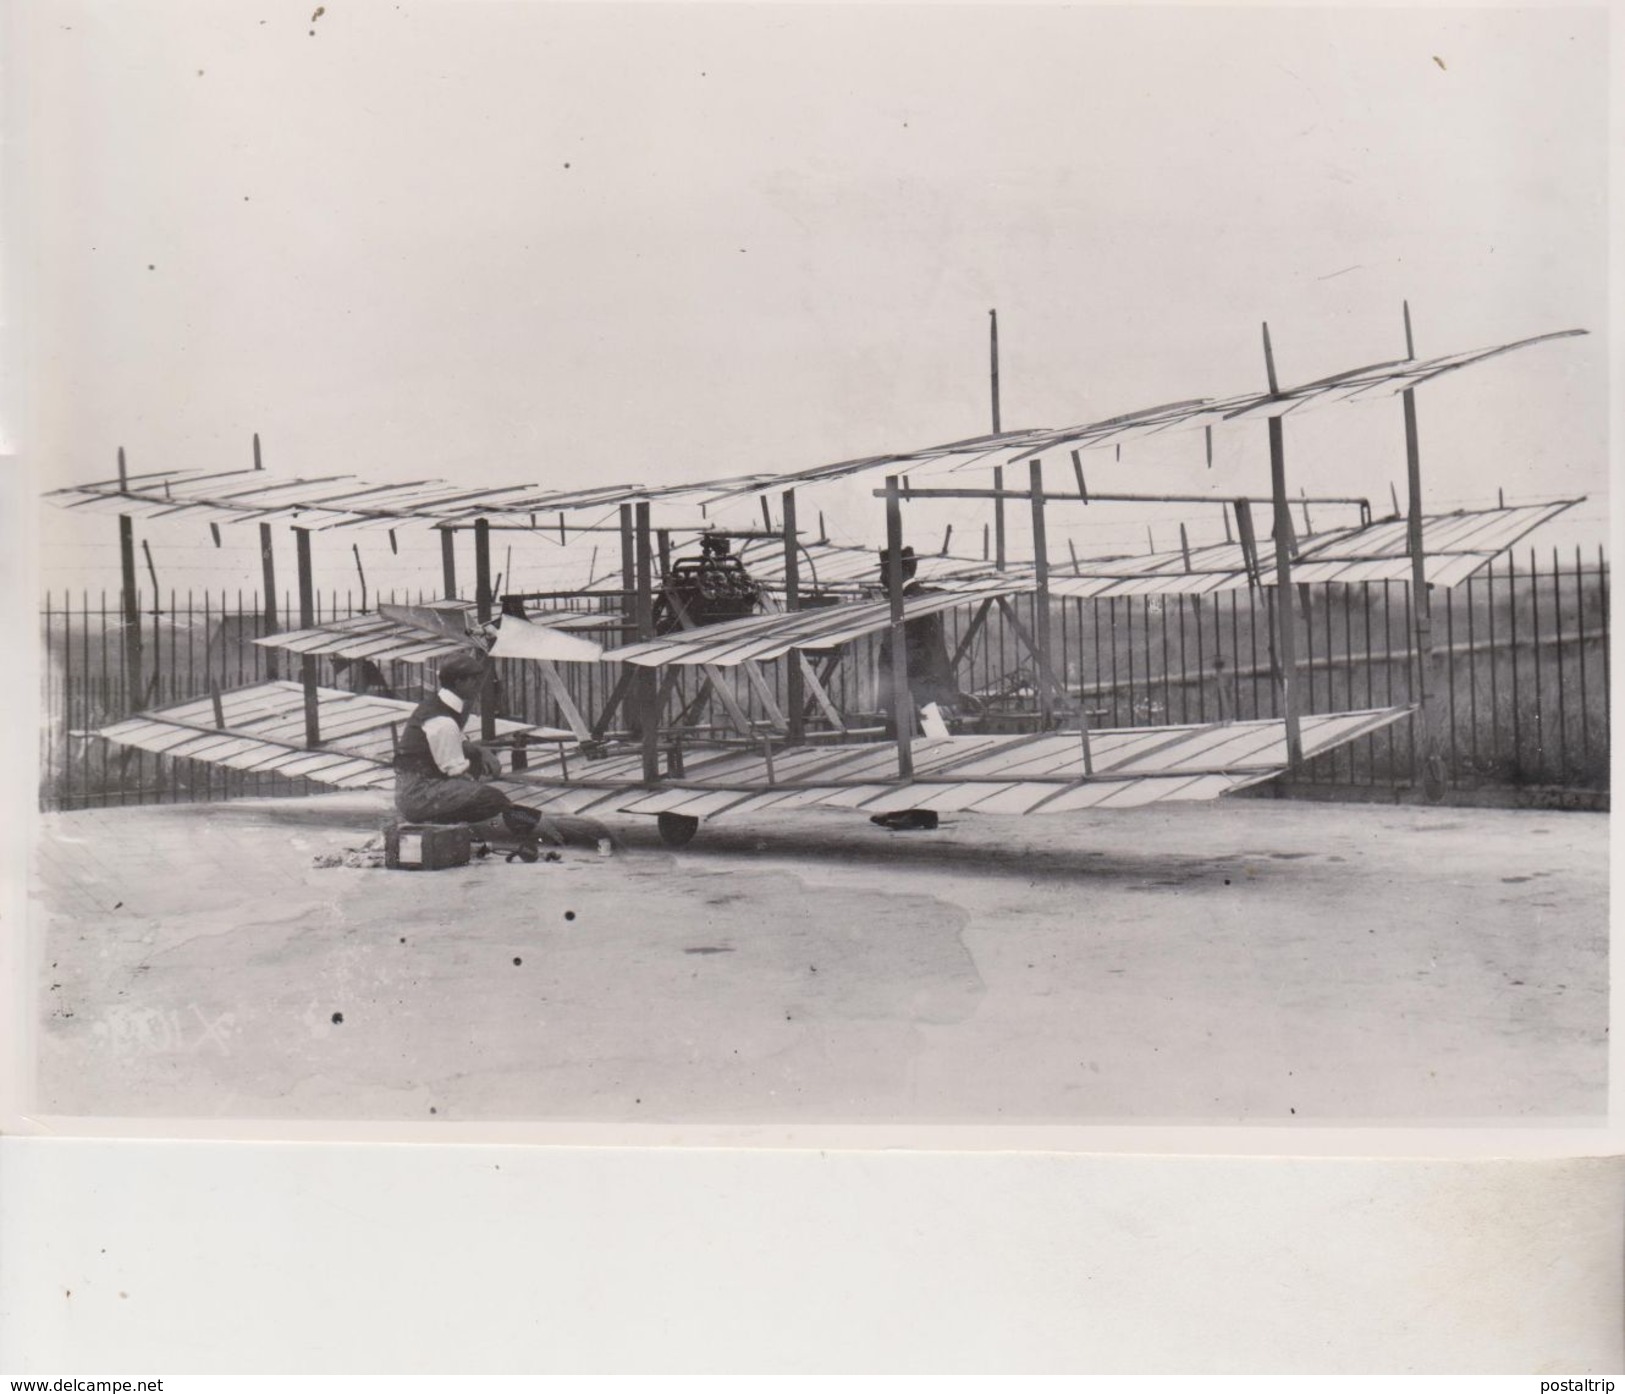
left=701, top=330, right=1589, bottom=500
left=599, top=578, right=1027, bottom=668
left=254, top=610, right=482, bottom=667
left=43, top=331, right=1588, bottom=527
left=933, top=499, right=1583, bottom=599
left=737, top=537, right=998, bottom=592
left=255, top=604, right=615, bottom=667
left=93, top=682, right=1411, bottom=822
left=488, top=614, right=607, bottom=662
left=489, top=708, right=1414, bottom=819
left=95, top=681, right=571, bottom=789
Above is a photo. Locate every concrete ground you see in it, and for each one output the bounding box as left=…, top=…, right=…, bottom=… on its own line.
left=28, top=792, right=1608, bottom=1123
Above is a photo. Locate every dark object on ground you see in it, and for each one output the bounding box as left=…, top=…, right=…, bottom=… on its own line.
left=658, top=812, right=701, bottom=848
left=474, top=842, right=563, bottom=863
left=870, top=809, right=940, bottom=832
left=385, top=823, right=473, bottom=870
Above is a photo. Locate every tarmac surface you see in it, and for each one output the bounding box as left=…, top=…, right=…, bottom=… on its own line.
left=28, top=791, right=1609, bottom=1124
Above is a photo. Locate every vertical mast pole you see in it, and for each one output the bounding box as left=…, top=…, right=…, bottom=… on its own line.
left=884, top=475, right=914, bottom=780
left=1028, top=457, right=1054, bottom=730
left=295, top=526, right=320, bottom=748
left=635, top=501, right=659, bottom=781
left=782, top=488, right=805, bottom=743
left=439, top=528, right=457, bottom=599
left=474, top=516, right=496, bottom=742
left=1263, top=322, right=1302, bottom=767
left=259, top=524, right=279, bottom=680
left=990, top=309, right=1006, bottom=572
left=116, top=447, right=145, bottom=711
left=1402, top=301, right=1442, bottom=796
left=254, top=434, right=278, bottom=679
left=619, top=503, right=636, bottom=601
left=989, top=308, right=1002, bottom=434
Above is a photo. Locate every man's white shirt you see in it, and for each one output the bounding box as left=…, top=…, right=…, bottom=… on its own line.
left=423, top=688, right=471, bottom=777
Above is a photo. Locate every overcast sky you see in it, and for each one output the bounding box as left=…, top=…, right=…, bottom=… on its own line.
left=11, top=2, right=1611, bottom=596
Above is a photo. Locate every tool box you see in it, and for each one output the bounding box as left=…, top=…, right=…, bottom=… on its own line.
left=384, top=823, right=472, bottom=871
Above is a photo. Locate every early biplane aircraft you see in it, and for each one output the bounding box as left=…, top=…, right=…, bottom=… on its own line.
left=59, top=314, right=1587, bottom=849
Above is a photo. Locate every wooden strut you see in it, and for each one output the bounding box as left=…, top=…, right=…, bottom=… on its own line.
left=474, top=517, right=497, bottom=743
left=1028, top=459, right=1055, bottom=730
left=992, top=467, right=1007, bottom=571
left=619, top=504, right=635, bottom=601
left=883, top=475, right=914, bottom=780
left=670, top=674, right=718, bottom=734
left=795, top=652, right=846, bottom=731
left=988, top=310, right=1005, bottom=572
left=119, top=504, right=144, bottom=712
left=782, top=489, right=805, bottom=744
left=1263, top=322, right=1303, bottom=768
left=440, top=528, right=457, bottom=599
left=509, top=761, right=1336, bottom=796
left=951, top=598, right=996, bottom=670
left=589, top=666, right=640, bottom=742
left=653, top=667, right=686, bottom=738
left=1401, top=300, right=1442, bottom=797
left=294, top=526, right=321, bottom=749
left=657, top=585, right=773, bottom=739
left=989, top=309, right=1001, bottom=435
left=458, top=520, right=770, bottom=536
left=536, top=661, right=592, bottom=742
left=877, top=486, right=1371, bottom=510
left=259, top=521, right=279, bottom=680
left=580, top=504, right=643, bottom=744
left=635, top=501, right=660, bottom=782
left=993, top=596, right=1072, bottom=713
left=1233, top=500, right=1262, bottom=587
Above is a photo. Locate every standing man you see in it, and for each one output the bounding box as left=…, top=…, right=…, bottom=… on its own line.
left=875, top=545, right=972, bottom=731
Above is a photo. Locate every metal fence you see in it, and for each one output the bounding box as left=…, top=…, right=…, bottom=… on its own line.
left=1008, top=547, right=1610, bottom=802
left=40, top=547, right=1608, bottom=811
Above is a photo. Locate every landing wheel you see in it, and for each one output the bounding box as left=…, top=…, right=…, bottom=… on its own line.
left=657, top=812, right=700, bottom=848
left=1422, top=754, right=1448, bottom=804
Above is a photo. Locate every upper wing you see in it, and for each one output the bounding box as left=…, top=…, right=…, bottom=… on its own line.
left=43, top=331, right=1587, bottom=526
left=932, top=499, right=1584, bottom=599
left=599, top=578, right=1027, bottom=667
left=256, top=603, right=615, bottom=668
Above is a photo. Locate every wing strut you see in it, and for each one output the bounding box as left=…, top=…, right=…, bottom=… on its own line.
left=1263, top=323, right=1303, bottom=768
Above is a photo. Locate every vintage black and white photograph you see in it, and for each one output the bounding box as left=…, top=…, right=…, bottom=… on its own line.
left=15, top=2, right=1610, bottom=1129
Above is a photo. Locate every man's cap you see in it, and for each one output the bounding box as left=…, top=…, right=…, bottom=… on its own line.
left=877, top=545, right=917, bottom=562
left=439, top=653, right=487, bottom=686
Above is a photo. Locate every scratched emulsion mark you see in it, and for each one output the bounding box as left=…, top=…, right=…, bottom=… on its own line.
left=310, top=5, right=325, bottom=36
left=1433, top=55, right=1447, bottom=70
left=89, top=1004, right=237, bottom=1055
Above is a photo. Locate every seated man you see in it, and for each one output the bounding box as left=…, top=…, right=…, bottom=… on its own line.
left=393, top=654, right=613, bottom=852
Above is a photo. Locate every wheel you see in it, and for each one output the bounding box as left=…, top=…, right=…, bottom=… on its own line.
left=657, top=812, right=700, bottom=848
